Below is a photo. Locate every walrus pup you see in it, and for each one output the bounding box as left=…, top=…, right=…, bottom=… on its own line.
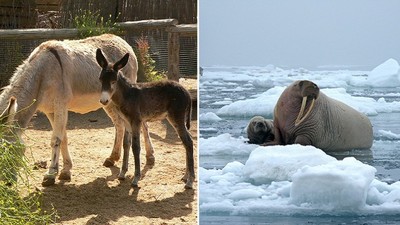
left=266, top=80, right=373, bottom=151
left=247, top=116, right=275, bottom=144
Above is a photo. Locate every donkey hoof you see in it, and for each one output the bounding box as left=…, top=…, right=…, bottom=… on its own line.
left=59, top=171, right=71, bottom=181
left=146, top=156, right=155, bottom=165
left=184, top=183, right=193, bottom=189
left=42, top=177, right=56, bottom=187
left=181, top=175, right=188, bottom=182
left=131, top=178, right=139, bottom=187
left=131, top=182, right=138, bottom=188
left=118, top=175, right=126, bottom=180
left=103, top=158, right=115, bottom=167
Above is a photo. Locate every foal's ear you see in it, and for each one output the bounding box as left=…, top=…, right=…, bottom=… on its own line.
left=0, top=96, right=17, bottom=124
left=113, top=53, right=129, bottom=71
left=96, top=49, right=108, bottom=69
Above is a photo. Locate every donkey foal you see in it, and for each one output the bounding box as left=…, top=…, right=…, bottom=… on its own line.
left=96, top=49, right=195, bottom=189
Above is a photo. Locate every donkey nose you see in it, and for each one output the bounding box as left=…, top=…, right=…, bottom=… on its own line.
left=100, top=91, right=111, bottom=105
left=100, top=99, right=109, bottom=105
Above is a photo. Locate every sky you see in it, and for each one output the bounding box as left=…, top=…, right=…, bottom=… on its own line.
left=199, top=0, right=400, bottom=70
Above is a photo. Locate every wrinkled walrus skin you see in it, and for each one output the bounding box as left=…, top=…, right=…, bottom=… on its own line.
left=266, top=80, right=373, bottom=152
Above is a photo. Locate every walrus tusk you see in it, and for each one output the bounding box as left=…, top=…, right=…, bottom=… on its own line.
left=295, top=96, right=307, bottom=126
left=295, top=97, right=315, bottom=126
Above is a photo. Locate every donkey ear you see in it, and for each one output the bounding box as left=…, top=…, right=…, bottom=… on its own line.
left=96, top=49, right=108, bottom=68
left=113, top=53, right=129, bottom=71
left=0, top=96, right=18, bottom=124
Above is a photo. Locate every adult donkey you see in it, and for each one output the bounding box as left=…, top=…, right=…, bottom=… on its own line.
left=0, top=34, right=154, bottom=186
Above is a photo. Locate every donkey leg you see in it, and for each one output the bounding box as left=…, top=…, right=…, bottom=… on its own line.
left=167, top=117, right=195, bottom=189
left=118, top=131, right=131, bottom=180
left=142, top=122, right=155, bottom=165
left=59, top=132, right=72, bottom=181
left=131, top=123, right=142, bottom=187
left=179, top=129, right=195, bottom=189
left=103, top=103, right=125, bottom=167
left=42, top=110, right=68, bottom=186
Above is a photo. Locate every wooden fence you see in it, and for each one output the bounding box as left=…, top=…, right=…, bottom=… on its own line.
left=0, top=19, right=197, bottom=82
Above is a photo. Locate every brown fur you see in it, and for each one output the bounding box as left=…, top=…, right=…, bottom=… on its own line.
left=0, top=34, right=155, bottom=186
left=96, top=49, right=195, bottom=189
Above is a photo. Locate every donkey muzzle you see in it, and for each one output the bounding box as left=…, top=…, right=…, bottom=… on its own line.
left=100, top=91, right=111, bottom=105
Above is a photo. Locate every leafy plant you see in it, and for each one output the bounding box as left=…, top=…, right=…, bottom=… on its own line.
left=0, top=124, right=57, bottom=224
left=72, top=9, right=120, bottom=38
left=135, top=36, right=166, bottom=82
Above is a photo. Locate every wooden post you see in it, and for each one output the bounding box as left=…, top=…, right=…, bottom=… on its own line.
left=166, top=24, right=197, bottom=80
left=168, top=32, right=180, bottom=81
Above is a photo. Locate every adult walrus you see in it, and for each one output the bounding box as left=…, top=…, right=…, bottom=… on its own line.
left=266, top=80, right=373, bottom=151
left=247, top=116, right=274, bottom=144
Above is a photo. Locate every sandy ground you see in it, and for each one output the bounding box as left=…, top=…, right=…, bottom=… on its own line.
left=23, top=79, right=198, bottom=224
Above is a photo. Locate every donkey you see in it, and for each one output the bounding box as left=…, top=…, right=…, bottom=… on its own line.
left=96, top=48, right=195, bottom=189
left=0, top=34, right=156, bottom=186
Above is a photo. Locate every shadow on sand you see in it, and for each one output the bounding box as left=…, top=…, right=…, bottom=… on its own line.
left=33, top=165, right=195, bottom=224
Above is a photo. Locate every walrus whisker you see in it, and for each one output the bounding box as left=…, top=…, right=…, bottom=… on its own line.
left=295, top=97, right=315, bottom=126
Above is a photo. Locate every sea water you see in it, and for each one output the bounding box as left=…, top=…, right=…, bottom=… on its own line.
left=199, top=61, right=400, bottom=224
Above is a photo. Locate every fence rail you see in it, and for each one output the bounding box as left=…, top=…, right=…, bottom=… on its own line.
left=0, top=19, right=183, bottom=40
left=0, top=19, right=197, bottom=81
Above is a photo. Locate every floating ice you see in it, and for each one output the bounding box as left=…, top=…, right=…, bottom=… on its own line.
left=202, top=65, right=369, bottom=88
left=217, top=86, right=400, bottom=118
left=243, top=145, right=336, bottom=184
left=200, top=143, right=400, bottom=216
left=291, top=157, right=376, bottom=211
left=217, top=86, right=285, bottom=117
left=199, top=133, right=258, bottom=155
left=376, top=130, right=400, bottom=141
left=366, top=58, right=400, bottom=87
left=200, top=62, right=400, bottom=217
left=200, top=112, right=223, bottom=122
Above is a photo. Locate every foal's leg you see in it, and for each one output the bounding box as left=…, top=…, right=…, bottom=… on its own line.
left=167, top=116, right=195, bottom=189
left=42, top=109, right=70, bottom=186
left=142, top=122, right=155, bottom=165
left=103, top=103, right=125, bottom=167
left=118, top=130, right=131, bottom=180
left=131, top=122, right=142, bottom=187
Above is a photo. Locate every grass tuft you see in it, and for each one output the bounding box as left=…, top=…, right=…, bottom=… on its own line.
left=0, top=124, right=57, bottom=224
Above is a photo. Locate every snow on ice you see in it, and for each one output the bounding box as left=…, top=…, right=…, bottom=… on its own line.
left=200, top=112, right=223, bottom=123
left=200, top=59, right=400, bottom=216
left=217, top=86, right=400, bottom=118
left=200, top=138, right=400, bottom=215
left=366, top=58, right=400, bottom=87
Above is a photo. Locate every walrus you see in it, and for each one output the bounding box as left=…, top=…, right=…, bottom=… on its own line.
left=265, top=80, right=373, bottom=152
left=246, top=116, right=275, bottom=144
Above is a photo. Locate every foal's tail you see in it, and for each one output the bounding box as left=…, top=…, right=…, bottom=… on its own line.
left=186, top=96, right=192, bottom=130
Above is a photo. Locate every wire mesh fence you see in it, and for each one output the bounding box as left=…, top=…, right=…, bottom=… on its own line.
left=0, top=0, right=197, bottom=86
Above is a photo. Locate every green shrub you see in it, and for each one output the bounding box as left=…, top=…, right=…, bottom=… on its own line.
left=72, top=9, right=120, bottom=38
left=0, top=124, right=56, bottom=224
left=135, top=36, right=166, bottom=82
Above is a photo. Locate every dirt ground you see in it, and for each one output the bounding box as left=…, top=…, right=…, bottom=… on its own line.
left=24, top=80, right=198, bottom=224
